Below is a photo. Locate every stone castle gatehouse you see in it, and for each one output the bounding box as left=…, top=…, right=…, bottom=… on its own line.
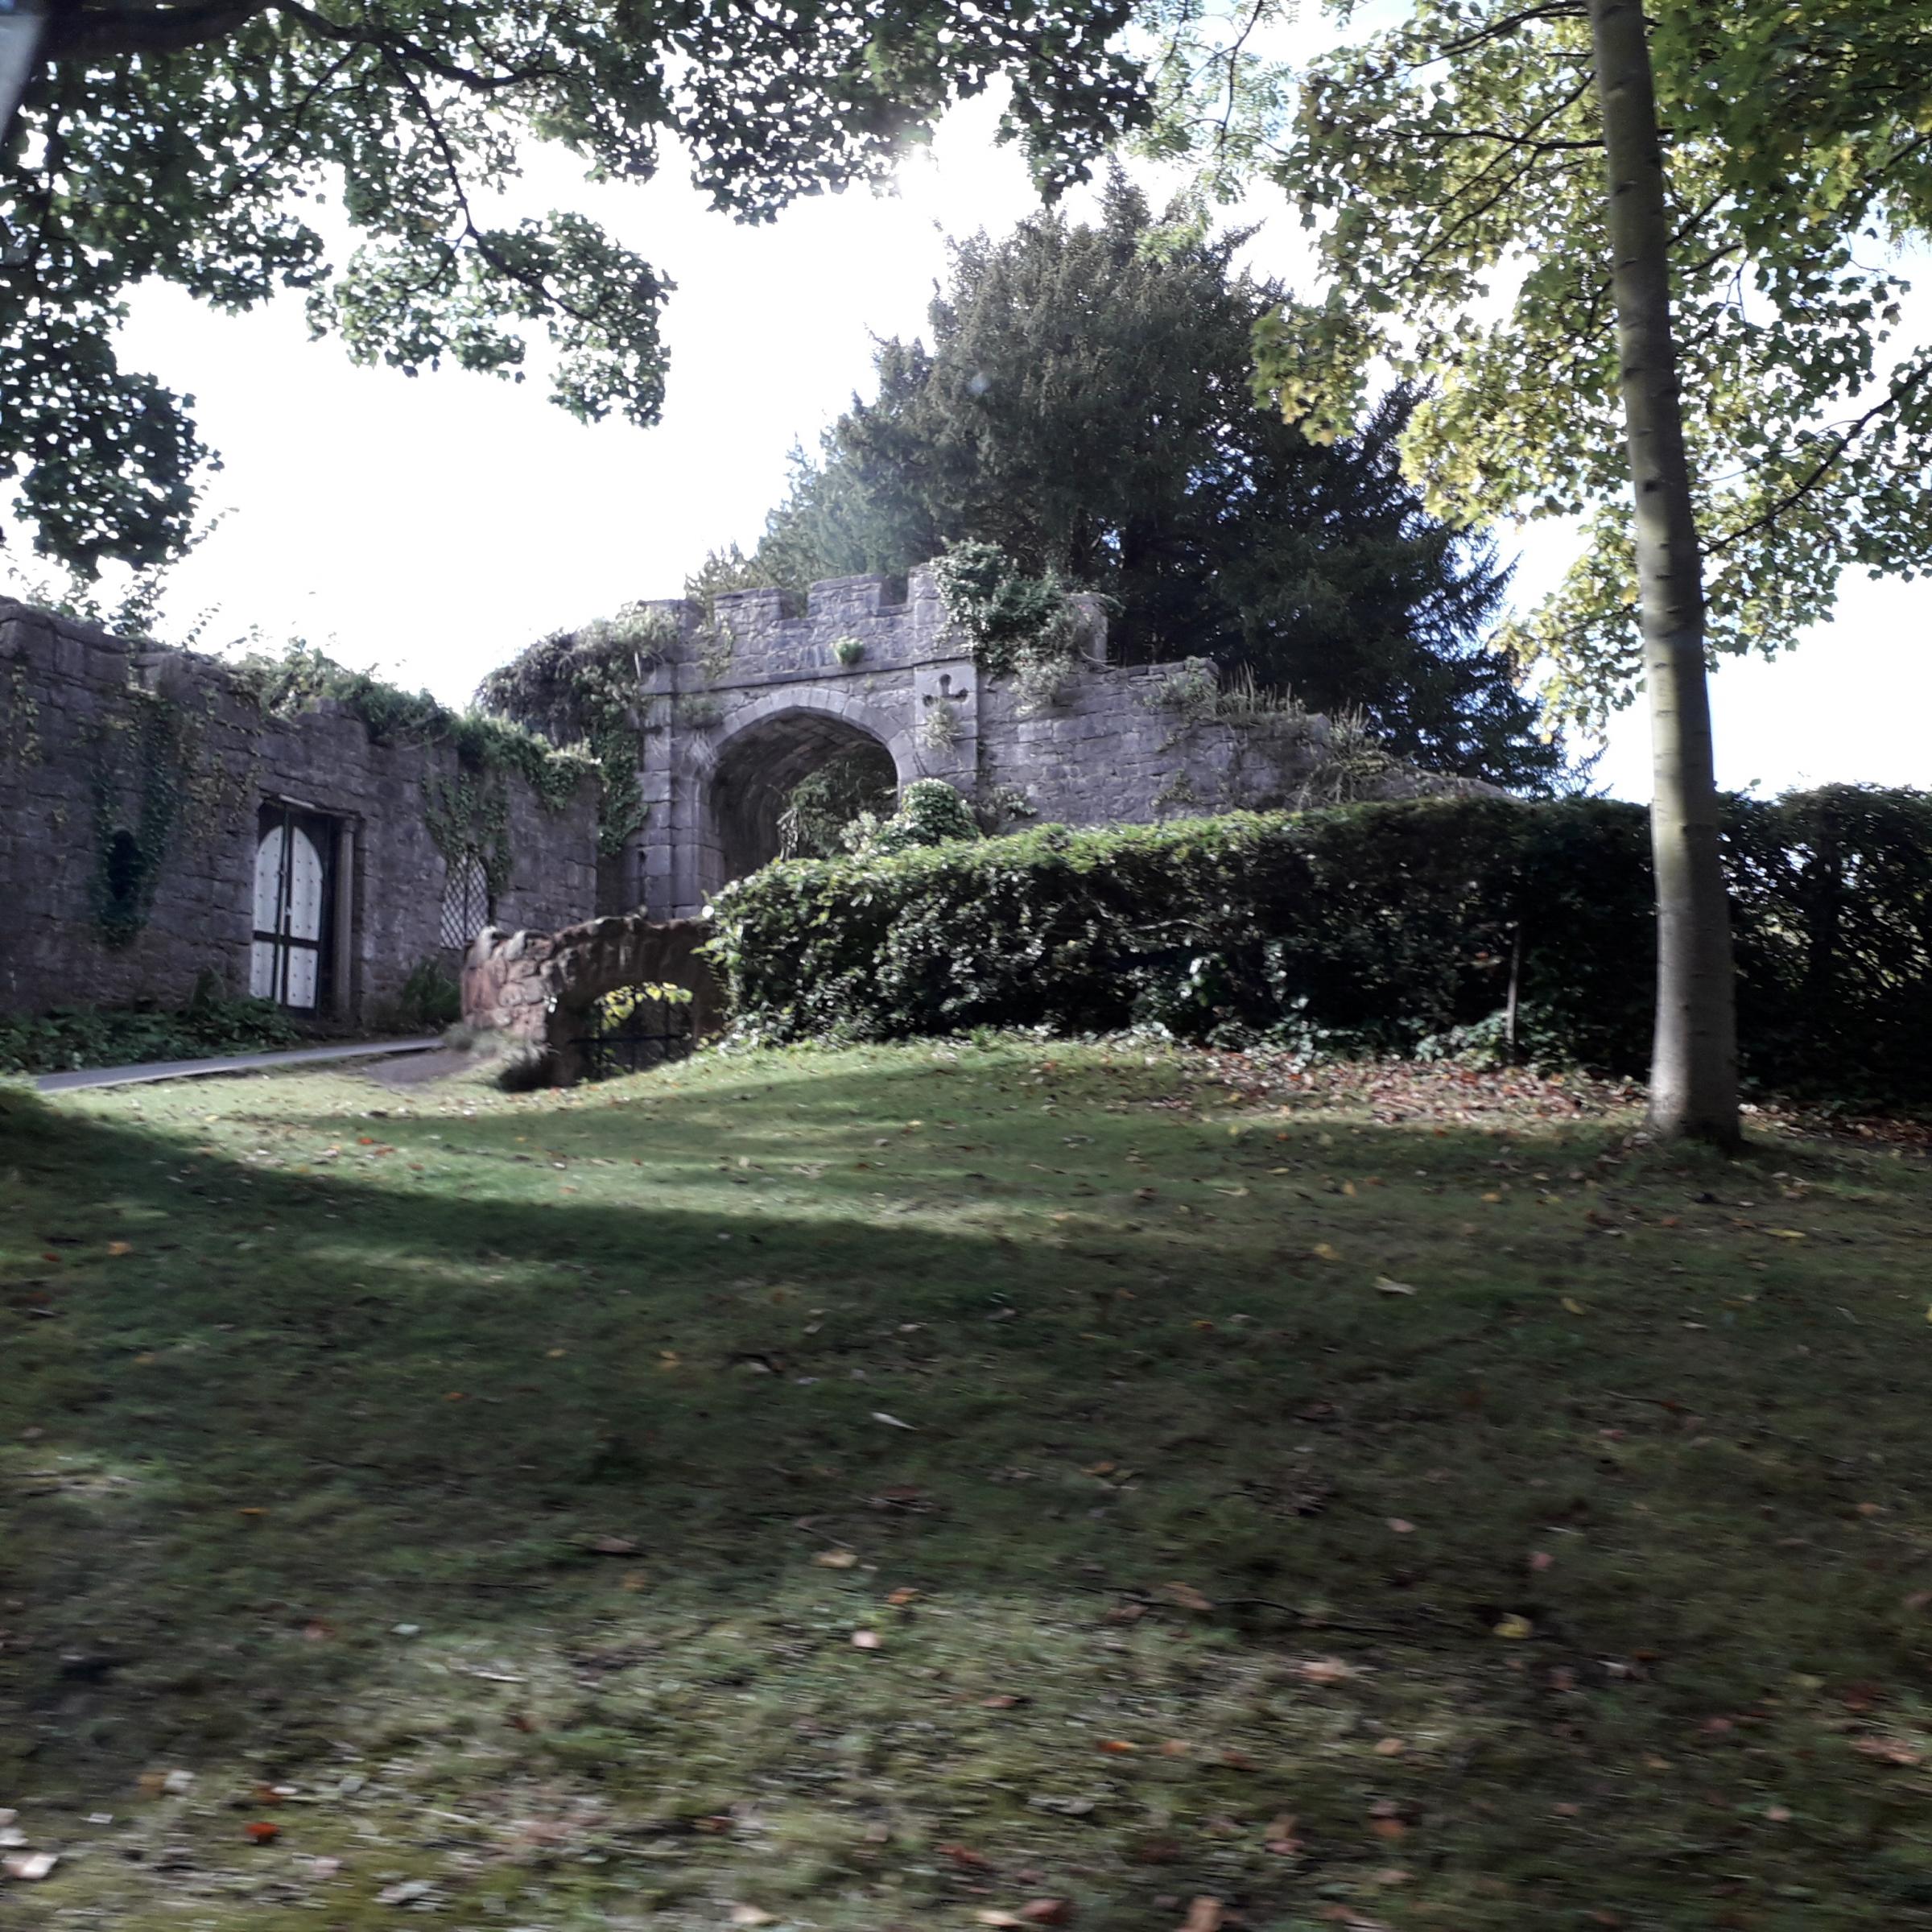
left=603, top=565, right=1478, bottom=919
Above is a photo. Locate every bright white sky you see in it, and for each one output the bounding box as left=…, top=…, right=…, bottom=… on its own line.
left=23, top=93, right=1931, bottom=800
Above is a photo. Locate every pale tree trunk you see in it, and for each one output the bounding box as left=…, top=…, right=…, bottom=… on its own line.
left=1586, top=0, right=1740, bottom=1148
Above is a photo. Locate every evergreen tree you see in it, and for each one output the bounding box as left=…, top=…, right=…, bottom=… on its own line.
left=724, top=180, right=1558, bottom=791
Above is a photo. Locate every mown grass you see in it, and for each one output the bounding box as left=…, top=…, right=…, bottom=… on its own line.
left=2, top=1039, right=1930, bottom=1931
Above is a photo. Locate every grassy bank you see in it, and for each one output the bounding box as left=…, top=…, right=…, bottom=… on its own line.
left=2, top=1041, right=1930, bottom=1929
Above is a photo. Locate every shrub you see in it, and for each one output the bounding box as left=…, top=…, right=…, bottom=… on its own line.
left=397, top=960, right=462, bottom=1030
left=852, top=779, right=980, bottom=858
left=707, top=787, right=1932, bottom=1103
left=0, top=992, right=301, bottom=1075
left=931, top=540, right=1084, bottom=676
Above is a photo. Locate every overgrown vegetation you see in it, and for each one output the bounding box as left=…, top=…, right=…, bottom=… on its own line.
left=711, top=788, right=1932, bottom=1104
left=3, top=1042, right=1930, bottom=1930
left=850, top=777, right=981, bottom=857
left=393, top=960, right=462, bottom=1032
left=235, top=646, right=593, bottom=814
left=87, top=689, right=193, bottom=947
left=477, top=606, right=679, bottom=857
left=777, top=747, right=899, bottom=860
left=931, top=540, right=1088, bottom=682
left=0, top=988, right=299, bottom=1074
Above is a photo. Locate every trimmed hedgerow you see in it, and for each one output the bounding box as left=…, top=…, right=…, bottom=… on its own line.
left=707, top=787, right=1932, bottom=1103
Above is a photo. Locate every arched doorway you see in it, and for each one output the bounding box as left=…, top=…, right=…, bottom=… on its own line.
left=708, top=709, right=901, bottom=887
left=251, top=803, right=338, bottom=1010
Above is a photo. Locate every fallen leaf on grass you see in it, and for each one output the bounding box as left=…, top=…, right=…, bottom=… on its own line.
left=871, top=1411, right=918, bottom=1430
left=1853, top=1737, right=1923, bottom=1767
left=886, top=1587, right=919, bottom=1606
left=942, top=1843, right=993, bottom=1868
left=1492, top=1614, right=1534, bottom=1640
left=852, top=1629, right=883, bottom=1649
left=588, top=1536, right=638, bottom=1556
left=813, top=1550, right=858, bottom=1569
left=106, top=1241, right=133, bottom=1257
left=244, top=1822, right=280, bottom=1843
left=1162, top=1582, right=1213, bottom=1613
left=1562, top=1298, right=1587, bottom=1316
left=982, top=1693, right=1026, bottom=1709
left=729, top=1909, right=778, bottom=1927
left=1387, top=1519, right=1414, bottom=1534
left=2, top=1853, right=58, bottom=1880
left=1263, top=1813, right=1302, bottom=1853
left=1311, top=1243, right=1341, bottom=1261
left=1298, top=1656, right=1357, bottom=1685
left=1373, top=1736, right=1406, bottom=1757
left=1181, top=1901, right=1224, bottom=1932
left=1097, top=1739, right=1138, bottom=1754
left=1019, top=1902, right=1075, bottom=1926
left=1373, top=1277, right=1418, bottom=1296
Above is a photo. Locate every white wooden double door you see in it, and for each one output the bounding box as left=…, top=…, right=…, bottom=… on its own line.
left=250, top=804, right=336, bottom=1010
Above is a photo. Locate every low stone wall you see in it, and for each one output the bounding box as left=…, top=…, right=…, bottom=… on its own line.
left=0, top=600, right=599, bottom=1022
left=461, top=914, right=720, bottom=1085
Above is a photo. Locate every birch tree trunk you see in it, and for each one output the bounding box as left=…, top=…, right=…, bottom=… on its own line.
left=1587, top=0, right=1740, bottom=1147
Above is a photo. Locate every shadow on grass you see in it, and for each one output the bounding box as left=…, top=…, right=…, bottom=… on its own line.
left=4, top=1055, right=1932, bottom=1929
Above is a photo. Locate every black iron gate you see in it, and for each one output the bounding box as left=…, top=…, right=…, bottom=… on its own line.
left=571, top=988, right=696, bottom=1080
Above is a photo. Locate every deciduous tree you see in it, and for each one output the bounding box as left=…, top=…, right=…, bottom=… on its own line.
left=1154, top=0, right=1932, bottom=1141
left=0, top=0, right=1146, bottom=573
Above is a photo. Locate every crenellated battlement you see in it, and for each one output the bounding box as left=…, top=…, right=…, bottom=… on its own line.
left=658, top=566, right=962, bottom=688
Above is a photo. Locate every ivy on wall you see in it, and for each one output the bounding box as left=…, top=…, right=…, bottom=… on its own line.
left=235, top=643, right=598, bottom=897
left=424, top=772, right=514, bottom=896
left=477, top=605, right=679, bottom=858
left=234, top=646, right=594, bottom=814
left=931, top=541, right=1088, bottom=677
left=89, top=688, right=192, bottom=947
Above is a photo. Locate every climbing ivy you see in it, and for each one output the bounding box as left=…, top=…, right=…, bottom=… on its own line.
left=424, top=771, right=514, bottom=896
left=2, top=658, right=42, bottom=767
left=477, top=605, right=679, bottom=857
left=89, top=688, right=192, bottom=947
left=233, top=646, right=592, bottom=814
left=931, top=541, right=1086, bottom=679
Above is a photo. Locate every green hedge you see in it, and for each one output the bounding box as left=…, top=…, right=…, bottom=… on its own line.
left=707, top=788, right=1932, bottom=1102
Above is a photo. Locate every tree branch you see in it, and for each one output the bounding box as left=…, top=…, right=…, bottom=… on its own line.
left=43, top=0, right=563, bottom=92
left=43, top=0, right=270, bottom=60
left=1705, top=361, right=1932, bottom=559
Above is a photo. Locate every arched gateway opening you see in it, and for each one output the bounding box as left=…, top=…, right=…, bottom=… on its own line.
left=708, top=708, right=902, bottom=886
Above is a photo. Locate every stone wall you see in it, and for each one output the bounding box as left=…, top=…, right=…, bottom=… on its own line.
left=0, top=601, right=599, bottom=1023
left=616, top=566, right=1492, bottom=918
left=461, top=914, right=720, bottom=1085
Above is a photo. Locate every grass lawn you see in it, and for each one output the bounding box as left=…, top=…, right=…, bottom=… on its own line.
left=3, top=1038, right=1931, bottom=1930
